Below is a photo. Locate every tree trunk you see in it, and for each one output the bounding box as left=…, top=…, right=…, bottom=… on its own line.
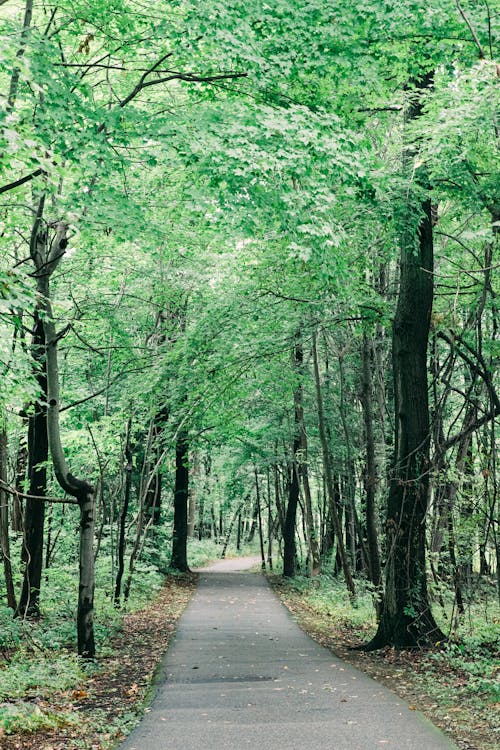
left=283, top=337, right=303, bottom=577
left=254, top=468, right=266, bottom=571
left=0, top=425, right=16, bottom=610
left=7, top=0, right=33, bottom=112
left=363, top=74, right=444, bottom=650
left=312, top=332, right=355, bottom=596
left=12, top=425, right=27, bottom=532
left=221, top=503, right=243, bottom=559
left=115, top=418, right=132, bottom=606
left=236, top=511, right=242, bottom=550
left=246, top=500, right=258, bottom=543
left=360, top=331, right=383, bottom=606
left=170, top=432, right=190, bottom=571
left=297, top=379, right=321, bottom=576
left=37, top=222, right=96, bottom=658
left=16, top=313, right=48, bottom=617
left=187, top=463, right=197, bottom=538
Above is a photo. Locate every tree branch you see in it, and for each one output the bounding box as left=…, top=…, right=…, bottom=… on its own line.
left=0, top=168, right=44, bottom=196
left=456, top=1, right=486, bottom=59
left=0, top=478, right=78, bottom=504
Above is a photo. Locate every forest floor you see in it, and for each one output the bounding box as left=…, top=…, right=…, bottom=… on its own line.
left=0, top=573, right=197, bottom=750
left=270, top=576, right=499, bottom=750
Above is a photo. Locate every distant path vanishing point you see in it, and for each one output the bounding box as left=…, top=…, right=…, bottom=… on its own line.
left=119, top=557, right=457, bottom=750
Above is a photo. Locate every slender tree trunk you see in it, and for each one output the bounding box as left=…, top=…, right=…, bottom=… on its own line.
left=187, top=451, right=197, bottom=538
left=283, top=337, right=303, bottom=577
left=266, top=468, right=273, bottom=570
left=7, top=0, right=33, bottom=112
left=221, top=503, right=243, bottom=559
left=298, top=385, right=321, bottom=576
left=115, top=418, right=132, bottom=606
left=360, top=331, right=383, bottom=605
left=13, top=425, right=27, bottom=532
left=36, top=223, right=96, bottom=658
left=144, top=411, right=167, bottom=526
left=236, top=511, right=242, bottom=550
left=273, top=460, right=285, bottom=537
left=246, top=500, right=258, bottom=543
left=312, top=332, right=356, bottom=596
left=0, top=425, right=16, bottom=609
left=211, top=504, right=218, bottom=542
left=170, top=432, right=190, bottom=572
left=254, top=468, right=266, bottom=571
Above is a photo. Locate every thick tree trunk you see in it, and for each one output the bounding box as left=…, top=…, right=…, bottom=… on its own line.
left=363, top=77, right=444, bottom=649
left=170, top=432, right=190, bottom=572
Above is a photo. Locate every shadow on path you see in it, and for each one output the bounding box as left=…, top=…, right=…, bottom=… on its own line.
left=119, top=558, right=457, bottom=750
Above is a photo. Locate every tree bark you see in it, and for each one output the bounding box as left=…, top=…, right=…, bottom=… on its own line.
left=360, top=331, right=383, bottom=606
left=170, top=431, right=190, bottom=571
left=7, top=0, right=33, bottom=112
left=312, top=332, right=356, bottom=596
left=254, top=468, right=266, bottom=571
left=0, top=425, right=16, bottom=610
left=115, top=418, right=132, bottom=606
left=297, top=378, right=321, bottom=576
left=363, top=74, right=445, bottom=650
left=16, top=311, right=48, bottom=617
left=283, top=337, right=303, bottom=577
left=37, top=223, right=96, bottom=658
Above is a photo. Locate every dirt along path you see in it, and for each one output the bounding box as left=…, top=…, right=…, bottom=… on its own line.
left=119, top=560, right=457, bottom=750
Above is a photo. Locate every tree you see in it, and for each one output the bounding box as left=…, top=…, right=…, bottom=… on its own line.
left=364, top=76, right=445, bottom=650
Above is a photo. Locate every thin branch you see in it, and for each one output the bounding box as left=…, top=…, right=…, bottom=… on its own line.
left=0, top=478, right=78, bottom=505
left=456, top=1, right=486, bottom=59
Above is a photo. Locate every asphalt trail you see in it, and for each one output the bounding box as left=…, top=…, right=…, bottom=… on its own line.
left=119, top=557, right=457, bottom=750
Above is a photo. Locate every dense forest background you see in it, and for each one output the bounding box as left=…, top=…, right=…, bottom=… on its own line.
left=0, top=0, right=498, bottom=742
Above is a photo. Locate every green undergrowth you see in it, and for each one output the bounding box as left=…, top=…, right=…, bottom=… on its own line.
left=278, top=573, right=378, bottom=630
left=0, top=702, right=79, bottom=736
left=184, top=538, right=259, bottom=569
left=0, top=554, right=164, bottom=737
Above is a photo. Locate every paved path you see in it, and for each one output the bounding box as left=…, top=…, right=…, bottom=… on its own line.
left=120, top=557, right=457, bottom=750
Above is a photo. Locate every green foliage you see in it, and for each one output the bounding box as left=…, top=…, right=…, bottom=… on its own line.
left=0, top=651, right=84, bottom=701
left=0, top=606, right=23, bottom=650
left=0, top=702, right=79, bottom=736
left=279, top=575, right=377, bottom=629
